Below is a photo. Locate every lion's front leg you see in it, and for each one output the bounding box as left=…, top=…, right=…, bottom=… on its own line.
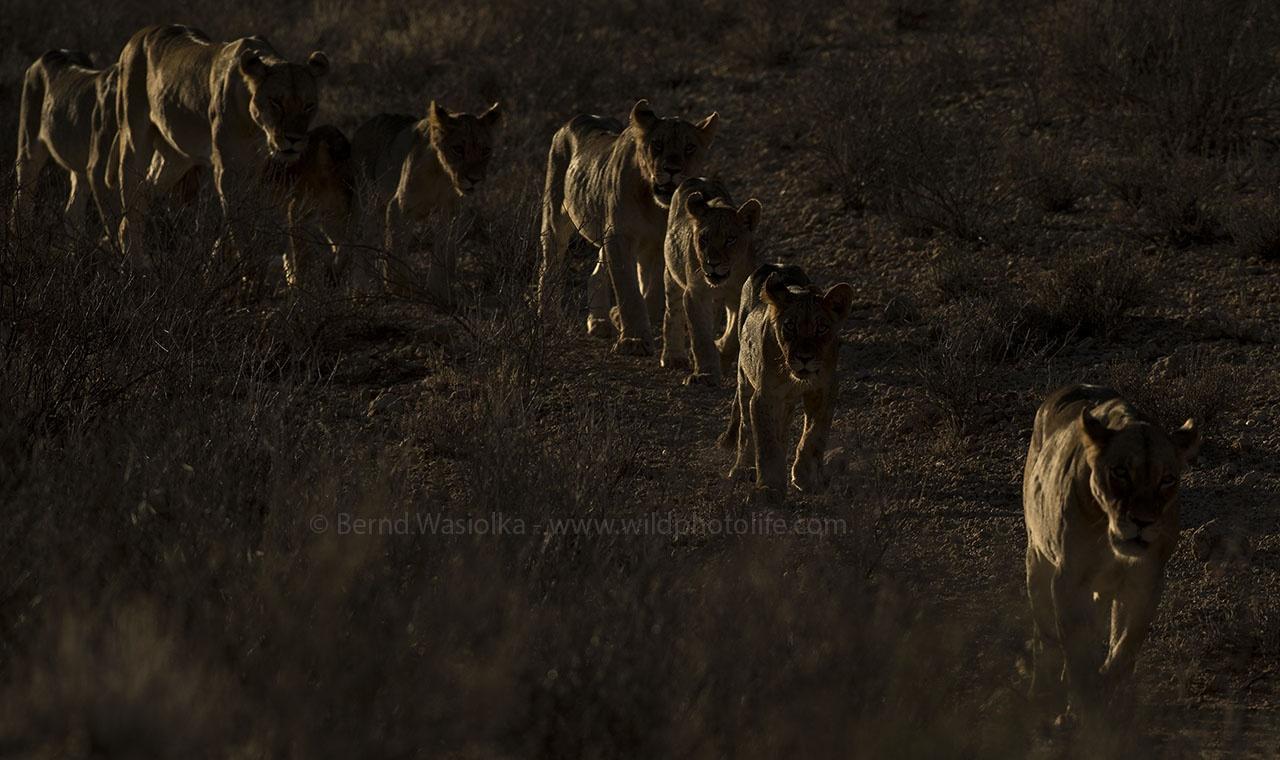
left=750, top=394, right=789, bottom=501
left=424, top=196, right=460, bottom=308
left=213, top=143, right=284, bottom=295
left=1052, top=573, right=1107, bottom=722
left=792, top=388, right=834, bottom=493
left=684, top=289, right=721, bottom=385
left=1101, top=568, right=1164, bottom=707
left=716, top=299, right=740, bottom=375
left=603, top=231, right=653, bottom=355
left=382, top=197, right=415, bottom=297
left=1026, top=547, right=1066, bottom=713
left=660, top=268, right=690, bottom=370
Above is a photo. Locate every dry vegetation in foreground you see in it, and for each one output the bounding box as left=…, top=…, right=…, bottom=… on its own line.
left=2, top=0, right=1279, bottom=757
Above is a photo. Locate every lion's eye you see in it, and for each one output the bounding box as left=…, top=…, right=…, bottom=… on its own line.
left=653, top=141, right=664, bottom=153
left=817, top=324, right=828, bottom=335
left=726, top=237, right=737, bottom=246
left=684, top=144, right=695, bottom=155
left=1111, top=466, right=1129, bottom=481
left=1160, top=474, right=1177, bottom=488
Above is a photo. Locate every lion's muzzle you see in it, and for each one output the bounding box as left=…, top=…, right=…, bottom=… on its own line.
left=271, top=134, right=309, bottom=163
left=702, top=261, right=731, bottom=287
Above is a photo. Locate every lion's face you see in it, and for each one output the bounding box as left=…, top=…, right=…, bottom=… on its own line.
left=686, top=191, right=760, bottom=288
left=629, top=100, right=718, bottom=208
left=240, top=49, right=330, bottom=165
left=761, top=276, right=854, bottom=381
left=1081, top=412, right=1201, bottom=558
left=427, top=101, right=501, bottom=197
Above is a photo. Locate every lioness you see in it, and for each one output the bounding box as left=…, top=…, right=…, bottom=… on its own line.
left=114, top=24, right=329, bottom=270
left=270, top=125, right=357, bottom=290
left=350, top=101, right=501, bottom=301
left=538, top=100, right=718, bottom=355
left=721, top=264, right=854, bottom=501
left=660, top=177, right=761, bottom=385
left=1023, top=384, right=1200, bottom=722
left=11, top=50, right=120, bottom=236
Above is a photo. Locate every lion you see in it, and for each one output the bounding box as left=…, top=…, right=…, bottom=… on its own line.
left=720, top=264, right=854, bottom=501
left=268, top=125, right=358, bottom=290
left=659, top=177, right=761, bottom=385
left=114, top=24, right=329, bottom=272
left=1022, top=384, right=1200, bottom=724
left=350, top=101, right=501, bottom=301
left=538, top=100, right=718, bottom=355
left=10, top=50, right=121, bottom=237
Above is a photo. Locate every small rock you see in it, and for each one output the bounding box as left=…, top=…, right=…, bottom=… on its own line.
left=1190, top=519, right=1252, bottom=566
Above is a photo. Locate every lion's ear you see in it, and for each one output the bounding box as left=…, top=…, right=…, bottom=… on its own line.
left=823, top=283, right=854, bottom=322
left=307, top=51, right=329, bottom=78
left=1080, top=408, right=1113, bottom=449
left=738, top=198, right=762, bottom=231
left=697, top=112, right=719, bottom=142
left=428, top=100, right=450, bottom=129
left=239, top=50, right=266, bottom=81
left=480, top=101, right=502, bottom=127
left=631, top=99, right=657, bottom=131
left=1172, top=418, right=1201, bottom=464
left=687, top=191, right=708, bottom=218
left=761, top=272, right=790, bottom=312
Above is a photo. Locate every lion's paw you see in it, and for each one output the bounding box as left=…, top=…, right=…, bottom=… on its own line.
left=613, top=336, right=654, bottom=356
left=661, top=353, right=690, bottom=371
left=586, top=316, right=616, bottom=340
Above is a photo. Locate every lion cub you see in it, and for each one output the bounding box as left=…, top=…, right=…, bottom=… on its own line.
left=272, top=125, right=358, bottom=290
left=1023, top=384, right=1200, bottom=723
left=351, top=101, right=501, bottom=301
left=660, top=178, right=761, bottom=386
left=721, top=264, right=854, bottom=501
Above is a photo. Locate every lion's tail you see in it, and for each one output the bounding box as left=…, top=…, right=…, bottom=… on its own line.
left=537, top=122, right=576, bottom=314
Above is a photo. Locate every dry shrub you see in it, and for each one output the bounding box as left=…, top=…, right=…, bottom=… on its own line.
left=1227, top=194, right=1280, bottom=260
left=1006, top=136, right=1088, bottom=214
left=722, top=0, right=823, bottom=66
left=1024, top=244, right=1153, bottom=342
left=1093, top=149, right=1227, bottom=247
left=1107, top=348, right=1242, bottom=435
left=1054, top=0, right=1280, bottom=154
left=928, top=241, right=1151, bottom=357
left=811, top=50, right=1019, bottom=244
left=915, top=313, right=996, bottom=434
